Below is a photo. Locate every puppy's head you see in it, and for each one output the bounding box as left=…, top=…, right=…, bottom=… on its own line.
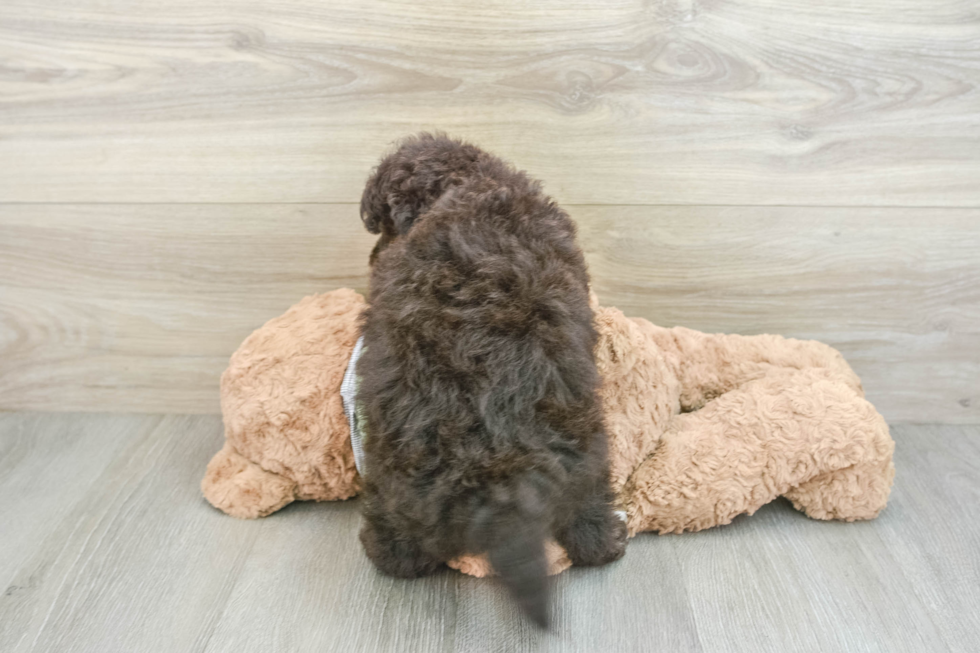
left=360, top=132, right=482, bottom=263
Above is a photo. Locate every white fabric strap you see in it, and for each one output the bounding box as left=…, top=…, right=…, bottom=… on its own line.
left=340, top=335, right=366, bottom=476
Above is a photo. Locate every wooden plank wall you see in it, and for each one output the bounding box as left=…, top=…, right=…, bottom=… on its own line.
left=1, top=1, right=978, bottom=422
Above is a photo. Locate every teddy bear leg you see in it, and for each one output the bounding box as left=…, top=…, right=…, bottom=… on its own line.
left=621, top=425, right=748, bottom=536
left=201, top=443, right=298, bottom=519
left=358, top=510, right=443, bottom=579
left=622, top=368, right=894, bottom=535
left=783, top=458, right=895, bottom=522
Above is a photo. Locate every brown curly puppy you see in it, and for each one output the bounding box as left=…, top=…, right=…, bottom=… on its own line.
left=356, top=133, right=626, bottom=628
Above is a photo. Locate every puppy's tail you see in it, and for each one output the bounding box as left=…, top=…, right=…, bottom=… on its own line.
left=469, top=476, right=551, bottom=629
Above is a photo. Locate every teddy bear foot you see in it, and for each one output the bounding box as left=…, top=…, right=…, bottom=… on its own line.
left=447, top=540, right=573, bottom=578
left=201, top=443, right=298, bottom=519
left=784, top=458, right=895, bottom=522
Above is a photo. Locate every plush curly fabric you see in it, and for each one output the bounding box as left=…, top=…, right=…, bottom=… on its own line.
left=592, top=302, right=894, bottom=536
left=203, top=290, right=363, bottom=518
left=202, top=288, right=894, bottom=574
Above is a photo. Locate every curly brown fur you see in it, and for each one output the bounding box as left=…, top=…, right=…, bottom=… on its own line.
left=356, top=133, right=626, bottom=628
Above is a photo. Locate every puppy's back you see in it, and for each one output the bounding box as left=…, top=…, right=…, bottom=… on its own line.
left=358, top=135, right=603, bottom=628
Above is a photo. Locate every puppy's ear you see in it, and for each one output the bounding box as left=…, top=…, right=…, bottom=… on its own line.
left=389, top=196, right=418, bottom=236
left=360, top=160, right=418, bottom=236
left=360, top=209, right=383, bottom=234
left=360, top=169, right=387, bottom=235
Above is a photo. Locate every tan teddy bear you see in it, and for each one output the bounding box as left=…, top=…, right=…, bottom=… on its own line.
left=202, top=288, right=894, bottom=576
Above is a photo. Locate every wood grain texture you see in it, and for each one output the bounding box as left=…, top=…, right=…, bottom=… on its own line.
left=1, top=0, right=979, bottom=205
left=0, top=204, right=375, bottom=413
left=203, top=502, right=459, bottom=653
left=0, top=414, right=263, bottom=653
left=578, top=205, right=980, bottom=424
left=0, top=414, right=978, bottom=652
left=2, top=204, right=977, bottom=422
left=0, top=413, right=157, bottom=594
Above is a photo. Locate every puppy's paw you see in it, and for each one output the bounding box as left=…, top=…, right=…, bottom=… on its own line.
left=559, top=507, right=629, bottom=567
left=359, top=522, right=442, bottom=579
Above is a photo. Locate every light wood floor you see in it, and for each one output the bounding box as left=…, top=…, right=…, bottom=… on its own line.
left=0, top=412, right=977, bottom=653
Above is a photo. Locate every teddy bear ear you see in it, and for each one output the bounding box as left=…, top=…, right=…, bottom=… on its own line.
left=588, top=288, right=600, bottom=310
left=593, top=306, right=640, bottom=375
